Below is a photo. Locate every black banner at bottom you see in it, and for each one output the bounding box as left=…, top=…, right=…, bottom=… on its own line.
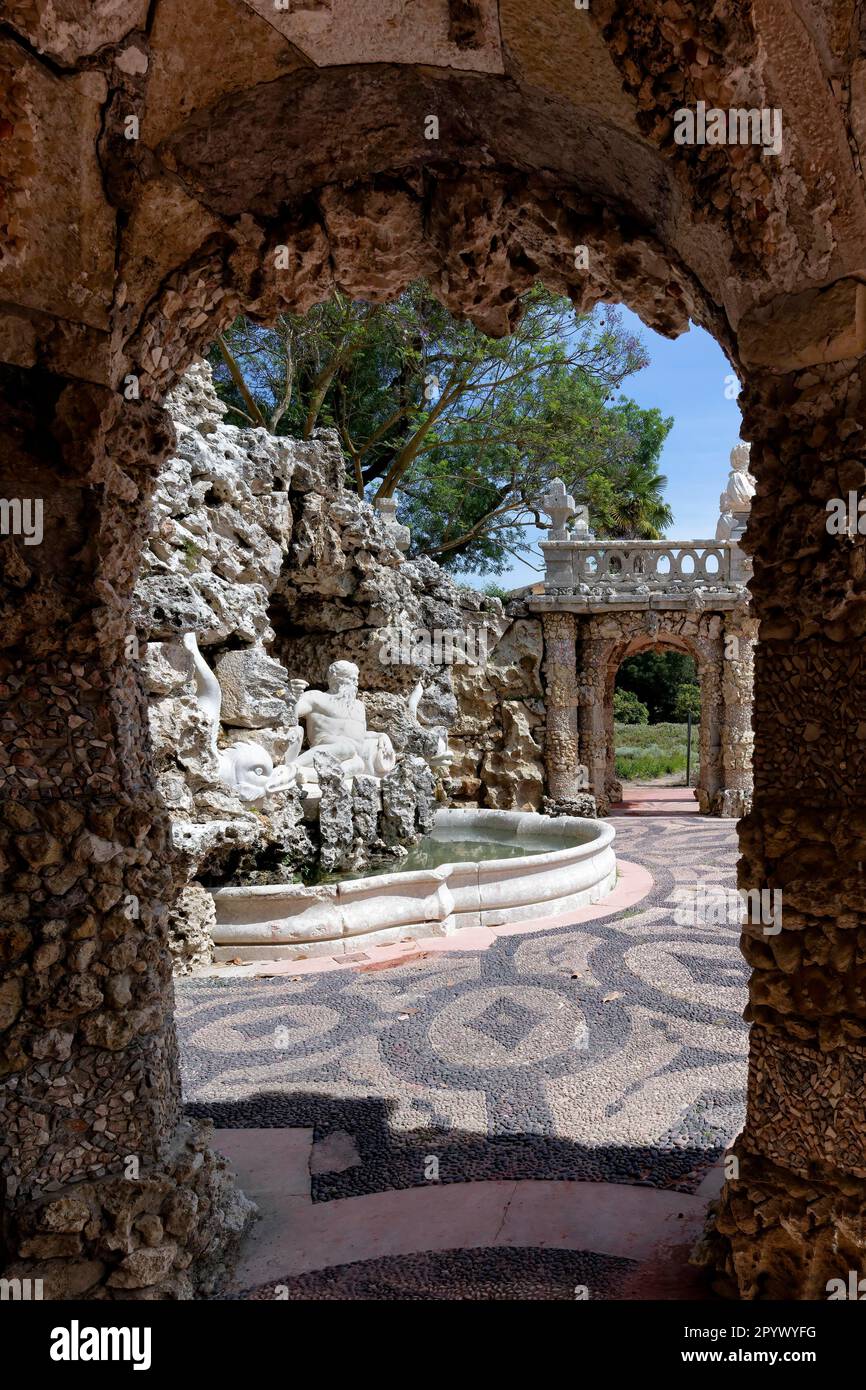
left=1, top=1295, right=860, bottom=1378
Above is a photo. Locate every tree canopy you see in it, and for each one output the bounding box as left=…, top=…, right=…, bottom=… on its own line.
left=209, top=282, right=673, bottom=574
left=617, top=651, right=698, bottom=723
left=674, top=682, right=702, bottom=722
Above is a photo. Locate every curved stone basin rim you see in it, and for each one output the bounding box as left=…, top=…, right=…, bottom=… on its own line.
left=210, top=809, right=618, bottom=961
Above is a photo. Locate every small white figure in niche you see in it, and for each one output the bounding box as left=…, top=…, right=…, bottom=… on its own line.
left=408, top=681, right=450, bottom=771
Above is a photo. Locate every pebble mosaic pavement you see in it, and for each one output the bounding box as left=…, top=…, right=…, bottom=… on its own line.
left=231, top=1248, right=639, bottom=1301
left=179, top=815, right=747, bottom=1209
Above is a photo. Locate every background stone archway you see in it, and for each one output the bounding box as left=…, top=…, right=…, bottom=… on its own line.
left=3, top=0, right=866, bottom=1300
left=601, top=626, right=717, bottom=814
left=575, top=609, right=754, bottom=818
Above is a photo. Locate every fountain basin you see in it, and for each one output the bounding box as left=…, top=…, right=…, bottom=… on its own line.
left=210, top=808, right=616, bottom=962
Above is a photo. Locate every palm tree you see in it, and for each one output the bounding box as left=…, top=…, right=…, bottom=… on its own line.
left=607, top=456, right=673, bottom=538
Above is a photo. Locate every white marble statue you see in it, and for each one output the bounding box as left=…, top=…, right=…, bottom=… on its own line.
left=408, top=681, right=451, bottom=771
left=715, top=442, right=756, bottom=541
left=293, top=660, right=397, bottom=783
left=183, top=633, right=301, bottom=802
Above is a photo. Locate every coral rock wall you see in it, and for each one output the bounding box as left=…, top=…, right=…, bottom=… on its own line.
left=704, top=360, right=866, bottom=1298
left=135, top=362, right=518, bottom=970
left=0, top=367, right=255, bottom=1299
left=449, top=616, right=546, bottom=810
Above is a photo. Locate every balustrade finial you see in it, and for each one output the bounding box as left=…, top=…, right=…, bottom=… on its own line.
left=541, top=477, right=577, bottom=541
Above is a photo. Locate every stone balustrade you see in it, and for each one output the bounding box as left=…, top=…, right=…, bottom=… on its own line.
left=537, top=537, right=751, bottom=611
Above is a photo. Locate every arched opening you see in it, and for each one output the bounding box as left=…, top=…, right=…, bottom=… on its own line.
left=3, top=0, right=866, bottom=1304
left=607, top=633, right=709, bottom=813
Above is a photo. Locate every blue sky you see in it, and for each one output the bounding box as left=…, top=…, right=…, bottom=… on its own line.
left=468, top=306, right=745, bottom=590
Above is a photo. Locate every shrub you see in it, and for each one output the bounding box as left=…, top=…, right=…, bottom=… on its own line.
left=617, top=649, right=697, bottom=722
left=613, top=720, right=696, bottom=782
left=613, top=688, right=649, bottom=724
left=482, top=582, right=511, bottom=601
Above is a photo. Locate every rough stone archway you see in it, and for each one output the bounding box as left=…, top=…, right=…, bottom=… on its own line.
left=602, top=627, right=719, bottom=814
left=591, top=611, right=756, bottom=817
left=3, top=0, right=866, bottom=1300
left=530, top=545, right=757, bottom=818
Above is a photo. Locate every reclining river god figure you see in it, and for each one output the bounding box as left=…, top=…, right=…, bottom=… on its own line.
left=293, top=659, right=397, bottom=781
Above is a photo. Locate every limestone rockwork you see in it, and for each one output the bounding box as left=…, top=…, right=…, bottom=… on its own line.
left=137, top=361, right=491, bottom=918
left=4, top=0, right=866, bottom=1302
left=449, top=614, right=547, bottom=811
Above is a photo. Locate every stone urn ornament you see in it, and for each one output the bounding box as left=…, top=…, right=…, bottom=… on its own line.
left=540, top=477, right=577, bottom=541
left=374, top=493, right=411, bottom=551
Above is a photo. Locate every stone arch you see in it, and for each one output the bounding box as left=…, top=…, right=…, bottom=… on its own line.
left=602, top=627, right=719, bottom=813
left=571, top=610, right=739, bottom=817
left=3, top=0, right=866, bottom=1300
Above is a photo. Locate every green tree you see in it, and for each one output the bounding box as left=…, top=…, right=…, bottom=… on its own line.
left=582, top=399, right=674, bottom=538
left=613, top=688, right=649, bottom=724
left=617, top=651, right=697, bottom=723
left=209, top=283, right=673, bottom=574
left=674, top=682, right=701, bottom=721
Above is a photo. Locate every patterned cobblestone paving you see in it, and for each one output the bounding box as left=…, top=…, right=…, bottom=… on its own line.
left=229, top=1248, right=639, bottom=1301
left=180, top=815, right=746, bottom=1199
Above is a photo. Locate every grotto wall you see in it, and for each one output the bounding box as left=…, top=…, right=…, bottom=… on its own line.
left=135, top=361, right=518, bottom=971
left=449, top=613, right=547, bottom=811
left=699, top=356, right=866, bottom=1299
left=0, top=366, right=257, bottom=1301
left=7, top=0, right=866, bottom=1305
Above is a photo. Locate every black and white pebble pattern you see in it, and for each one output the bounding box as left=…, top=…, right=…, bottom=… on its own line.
left=179, top=817, right=746, bottom=1198
left=230, top=1247, right=639, bottom=1301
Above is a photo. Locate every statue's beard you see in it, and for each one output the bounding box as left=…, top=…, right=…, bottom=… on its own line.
left=331, top=685, right=356, bottom=713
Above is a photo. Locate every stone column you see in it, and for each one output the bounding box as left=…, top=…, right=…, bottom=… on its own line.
left=0, top=370, right=251, bottom=1299
left=574, top=620, right=610, bottom=814
left=541, top=611, right=593, bottom=812
left=705, top=358, right=866, bottom=1298
left=717, top=607, right=756, bottom=818
left=691, top=624, right=723, bottom=815
left=601, top=658, right=621, bottom=812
